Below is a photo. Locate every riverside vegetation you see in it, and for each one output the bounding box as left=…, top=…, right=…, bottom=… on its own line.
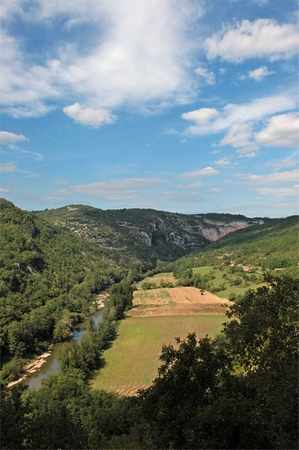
left=0, top=198, right=298, bottom=449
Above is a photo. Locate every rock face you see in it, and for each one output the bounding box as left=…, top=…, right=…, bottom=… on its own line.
left=37, top=206, right=264, bottom=262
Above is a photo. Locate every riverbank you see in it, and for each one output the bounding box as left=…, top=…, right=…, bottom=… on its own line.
left=6, top=346, right=54, bottom=388
left=7, top=293, right=109, bottom=389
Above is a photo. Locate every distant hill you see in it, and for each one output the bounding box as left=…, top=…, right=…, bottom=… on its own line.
left=173, top=215, right=299, bottom=277
left=36, top=204, right=265, bottom=262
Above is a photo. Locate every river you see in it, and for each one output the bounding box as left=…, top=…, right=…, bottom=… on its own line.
left=25, top=305, right=106, bottom=390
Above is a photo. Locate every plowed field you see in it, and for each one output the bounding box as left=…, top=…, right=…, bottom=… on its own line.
left=130, top=286, right=232, bottom=316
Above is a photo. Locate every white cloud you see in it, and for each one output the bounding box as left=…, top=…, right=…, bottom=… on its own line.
left=204, top=19, right=299, bottom=62
left=195, top=67, right=215, bottom=85
left=63, top=103, right=117, bottom=127
left=1, top=0, right=204, bottom=117
left=210, top=187, right=222, bottom=193
left=252, top=185, right=299, bottom=196
left=181, top=94, right=295, bottom=135
left=248, top=66, right=274, bottom=81
left=245, top=169, right=299, bottom=185
left=220, top=123, right=254, bottom=148
left=181, top=108, right=219, bottom=125
left=178, top=182, right=203, bottom=189
left=179, top=167, right=219, bottom=179
left=214, top=157, right=232, bottom=166
left=220, top=123, right=259, bottom=157
left=0, top=188, right=10, bottom=193
left=0, top=162, right=16, bottom=173
left=72, top=178, right=165, bottom=200
left=255, top=113, right=299, bottom=147
left=0, top=131, right=28, bottom=144
left=266, top=159, right=297, bottom=170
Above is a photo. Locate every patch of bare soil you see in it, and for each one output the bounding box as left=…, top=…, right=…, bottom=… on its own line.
left=129, top=287, right=232, bottom=317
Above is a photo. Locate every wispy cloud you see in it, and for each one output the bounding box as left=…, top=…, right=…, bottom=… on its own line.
left=244, top=169, right=299, bottom=185
left=72, top=178, right=165, bottom=200
left=266, top=159, right=297, bottom=171
left=1, top=0, right=205, bottom=118
left=0, top=131, right=28, bottom=144
left=251, top=185, right=299, bottom=196
left=181, top=94, right=295, bottom=135
left=248, top=66, right=274, bottom=81
left=214, top=157, right=232, bottom=166
left=195, top=67, right=215, bottom=85
left=178, top=167, right=219, bottom=179
left=220, top=123, right=259, bottom=157
left=0, top=162, right=16, bottom=173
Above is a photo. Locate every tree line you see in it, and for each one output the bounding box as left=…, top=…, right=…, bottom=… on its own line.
left=1, top=274, right=298, bottom=449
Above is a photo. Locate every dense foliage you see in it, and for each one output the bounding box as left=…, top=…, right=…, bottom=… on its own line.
left=0, top=199, right=124, bottom=382
left=57, top=280, right=133, bottom=375
left=1, top=275, right=298, bottom=449
left=172, top=215, right=299, bottom=278
left=1, top=199, right=298, bottom=448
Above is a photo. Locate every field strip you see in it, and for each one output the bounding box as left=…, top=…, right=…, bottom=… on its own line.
left=91, top=314, right=227, bottom=396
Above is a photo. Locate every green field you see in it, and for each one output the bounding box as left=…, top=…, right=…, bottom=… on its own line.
left=91, top=314, right=226, bottom=396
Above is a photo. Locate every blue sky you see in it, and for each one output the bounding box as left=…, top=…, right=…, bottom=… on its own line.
left=0, top=0, right=298, bottom=217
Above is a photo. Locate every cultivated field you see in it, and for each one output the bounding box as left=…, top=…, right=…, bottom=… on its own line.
left=91, top=283, right=230, bottom=396
left=131, top=286, right=231, bottom=316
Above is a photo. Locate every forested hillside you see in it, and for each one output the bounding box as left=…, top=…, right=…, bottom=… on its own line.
left=36, top=204, right=264, bottom=262
left=0, top=199, right=126, bottom=382
left=0, top=199, right=298, bottom=448
left=172, top=215, right=299, bottom=279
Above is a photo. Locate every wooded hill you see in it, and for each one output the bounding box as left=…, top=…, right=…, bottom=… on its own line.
left=0, top=197, right=297, bottom=379
left=0, top=198, right=124, bottom=370
left=172, top=214, right=298, bottom=278
left=0, top=198, right=298, bottom=449
left=35, top=203, right=265, bottom=262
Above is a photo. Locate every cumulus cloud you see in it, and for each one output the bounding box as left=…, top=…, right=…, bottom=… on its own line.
left=0, top=131, right=28, bottom=144
left=178, top=167, right=219, bottom=179
left=72, top=178, right=165, bottom=200
left=63, top=103, right=117, bottom=127
left=255, top=113, right=299, bottom=147
left=248, top=66, right=274, bottom=81
left=220, top=123, right=259, bottom=157
left=1, top=0, right=204, bottom=117
left=204, top=19, right=299, bottom=62
left=181, top=108, right=219, bottom=125
left=181, top=94, right=295, bottom=135
left=0, top=162, right=16, bottom=173
left=195, top=67, right=215, bottom=85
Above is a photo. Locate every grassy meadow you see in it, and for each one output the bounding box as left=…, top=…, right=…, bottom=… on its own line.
left=91, top=314, right=226, bottom=396
left=91, top=273, right=230, bottom=395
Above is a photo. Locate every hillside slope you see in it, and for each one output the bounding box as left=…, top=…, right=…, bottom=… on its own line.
left=0, top=198, right=123, bottom=365
left=36, top=204, right=264, bottom=262
left=174, top=215, right=298, bottom=276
